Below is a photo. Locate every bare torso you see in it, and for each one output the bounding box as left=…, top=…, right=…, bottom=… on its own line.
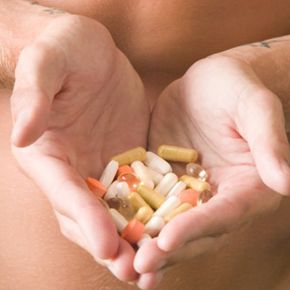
left=1, top=1, right=290, bottom=289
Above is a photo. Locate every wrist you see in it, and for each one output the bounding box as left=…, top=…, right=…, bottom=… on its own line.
left=0, top=0, right=67, bottom=88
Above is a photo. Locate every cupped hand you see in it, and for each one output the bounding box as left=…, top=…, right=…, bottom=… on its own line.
left=10, top=15, right=149, bottom=282
left=134, top=56, right=290, bottom=289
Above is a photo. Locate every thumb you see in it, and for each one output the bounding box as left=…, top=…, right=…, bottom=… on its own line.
left=237, top=87, right=290, bottom=195
left=10, top=42, right=67, bottom=147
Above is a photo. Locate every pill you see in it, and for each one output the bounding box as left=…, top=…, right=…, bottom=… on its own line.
left=131, top=161, right=154, bottom=189
left=180, top=175, right=211, bottom=192
left=137, top=184, right=165, bottom=209
left=153, top=195, right=181, bottom=218
left=104, top=180, right=119, bottom=200
left=179, top=189, right=199, bottom=207
left=186, top=163, right=208, bottom=181
left=100, top=160, right=119, bottom=188
left=134, top=206, right=153, bottom=224
left=112, top=147, right=146, bottom=166
left=197, top=190, right=213, bottom=205
left=145, top=151, right=172, bottom=174
left=155, top=172, right=178, bottom=196
left=109, top=208, right=128, bottom=232
left=121, top=218, right=145, bottom=244
left=137, top=233, right=152, bottom=247
left=167, top=181, right=187, bottom=197
left=146, top=167, right=164, bottom=185
left=117, top=173, right=140, bottom=191
left=164, top=203, right=192, bottom=222
left=116, top=182, right=131, bottom=198
left=128, top=191, right=152, bottom=211
left=86, top=177, right=107, bottom=198
left=158, top=145, right=198, bottom=163
left=117, top=165, right=134, bottom=177
left=145, top=216, right=165, bottom=237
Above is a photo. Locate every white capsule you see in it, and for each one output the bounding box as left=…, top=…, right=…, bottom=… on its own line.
left=155, top=172, right=178, bottom=196
left=100, top=160, right=119, bottom=188
left=145, top=152, right=172, bottom=175
left=146, top=167, right=164, bottom=185
left=116, top=182, right=130, bottom=198
left=109, top=208, right=128, bottom=232
left=104, top=181, right=119, bottom=200
left=131, top=161, right=154, bottom=189
left=153, top=195, right=181, bottom=218
left=145, top=216, right=165, bottom=237
left=137, top=233, right=152, bottom=247
left=167, top=181, right=187, bottom=197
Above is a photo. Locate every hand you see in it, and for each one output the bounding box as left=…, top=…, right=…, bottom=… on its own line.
left=10, top=15, right=149, bottom=282
left=134, top=55, right=290, bottom=289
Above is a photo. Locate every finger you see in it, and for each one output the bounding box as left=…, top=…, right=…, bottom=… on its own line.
left=136, top=271, right=164, bottom=290
left=157, top=176, right=278, bottom=251
left=237, top=88, right=290, bottom=195
left=134, top=237, right=217, bottom=274
left=10, top=41, right=66, bottom=147
left=13, top=149, right=119, bottom=260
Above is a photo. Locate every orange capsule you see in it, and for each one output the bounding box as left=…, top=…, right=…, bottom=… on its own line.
left=179, top=189, right=199, bottom=207
left=86, top=177, right=107, bottom=198
left=117, top=165, right=134, bottom=177
left=118, top=173, right=140, bottom=191
left=121, top=218, right=145, bottom=244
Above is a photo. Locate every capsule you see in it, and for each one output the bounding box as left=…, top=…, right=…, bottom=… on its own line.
left=186, top=163, right=207, bottom=181
left=179, top=189, right=199, bottom=207
left=131, top=161, right=154, bottom=189
left=112, top=147, right=146, bottom=166
left=109, top=208, right=128, bottom=232
left=164, top=203, right=192, bottom=223
left=158, top=145, right=198, bottom=163
left=86, top=177, right=107, bottom=198
left=146, top=167, right=164, bottom=185
left=145, top=151, right=172, bottom=174
left=134, top=206, right=153, bottom=224
left=121, top=218, right=145, bottom=244
left=144, top=216, right=165, bottom=237
left=137, top=233, right=152, bottom=247
left=155, top=172, right=178, bottom=196
left=104, top=181, right=119, bottom=200
left=128, top=191, right=150, bottom=210
left=153, top=195, right=181, bottom=218
left=100, top=160, right=119, bottom=188
left=167, top=181, right=187, bottom=197
left=137, top=184, right=165, bottom=210
left=180, top=175, right=211, bottom=192
left=118, top=173, right=140, bottom=191
left=116, top=182, right=131, bottom=198
left=197, top=190, right=213, bottom=205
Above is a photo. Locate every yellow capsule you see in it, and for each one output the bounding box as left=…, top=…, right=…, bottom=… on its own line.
left=134, top=206, right=153, bottom=224
left=158, top=145, right=198, bottom=163
left=112, top=147, right=146, bottom=166
left=137, top=184, right=165, bottom=210
left=164, top=203, right=192, bottom=222
left=128, top=191, right=151, bottom=211
left=180, top=175, right=211, bottom=192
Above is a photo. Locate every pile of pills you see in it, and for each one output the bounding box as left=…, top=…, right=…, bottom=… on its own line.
left=86, top=145, right=213, bottom=248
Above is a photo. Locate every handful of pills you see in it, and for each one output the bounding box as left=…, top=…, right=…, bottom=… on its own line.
left=86, top=145, right=213, bottom=247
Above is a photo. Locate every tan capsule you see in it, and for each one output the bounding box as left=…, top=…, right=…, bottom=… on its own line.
left=158, top=145, right=198, bottom=163
left=128, top=191, right=151, bottom=211
left=111, top=147, right=146, bottom=166
left=164, top=203, right=192, bottom=223
left=137, top=184, right=165, bottom=210
left=180, top=175, right=211, bottom=192
left=134, top=206, right=153, bottom=224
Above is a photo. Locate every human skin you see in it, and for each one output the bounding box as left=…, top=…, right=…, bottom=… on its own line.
left=1, top=0, right=290, bottom=290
